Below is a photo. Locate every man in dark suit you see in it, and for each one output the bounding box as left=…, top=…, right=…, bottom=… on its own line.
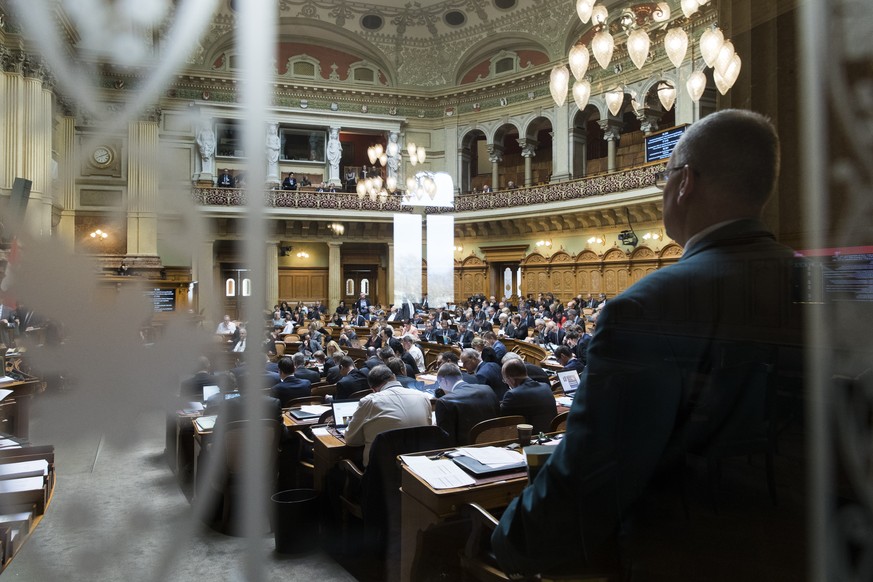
left=435, top=363, right=499, bottom=446
left=217, top=169, right=234, bottom=187
left=554, top=345, right=584, bottom=374
left=281, top=172, right=298, bottom=190
left=350, top=310, right=368, bottom=327
left=434, top=320, right=458, bottom=345
left=291, top=353, right=320, bottom=384
left=493, top=110, right=806, bottom=580
left=362, top=347, right=382, bottom=372
left=335, top=357, right=370, bottom=399
left=270, top=357, right=312, bottom=406
left=457, top=322, right=474, bottom=349
left=499, top=359, right=557, bottom=433
left=461, top=348, right=509, bottom=401
left=180, top=356, right=218, bottom=400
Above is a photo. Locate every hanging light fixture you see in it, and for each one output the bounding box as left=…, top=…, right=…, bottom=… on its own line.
left=568, top=44, right=590, bottom=80
left=680, top=0, right=699, bottom=18
left=591, top=3, right=608, bottom=25
left=549, top=64, right=570, bottom=107
left=714, top=40, right=736, bottom=75
left=664, top=27, right=688, bottom=68
left=605, top=87, right=624, bottom=116
left=700, top=26, right=724, bottom=67
left=657, top=80, right=676, bottom=111
left=686, top=69, right=707, bottom=102
left=721, top=53, right=742, bottom=90
left=591, top=29, right=615, bottom=69
left=575, top=0, right=594, bottom=23
left=626, top=29, right=651, bottom=70
left=572, top=79, right=592, bottom=110
left=713, top=68, right=730, bottom=95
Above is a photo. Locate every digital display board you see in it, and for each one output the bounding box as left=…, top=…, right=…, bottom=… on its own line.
left=148, top=288, right=176, bottom=312
left=645, top=124, right=688, bottom=163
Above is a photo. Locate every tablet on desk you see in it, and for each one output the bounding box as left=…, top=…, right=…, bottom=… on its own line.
left=452, top=455, right=526, bottom=477
left=331, top=399, right=360, bottom=435
left=289, top=409, right=320, bottom=421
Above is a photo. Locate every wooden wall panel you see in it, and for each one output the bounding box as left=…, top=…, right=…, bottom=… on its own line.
left=279, top=268, right=328, bottom=302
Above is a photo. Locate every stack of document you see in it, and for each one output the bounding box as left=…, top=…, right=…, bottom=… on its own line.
left=401, top=455, right=475, bottom=489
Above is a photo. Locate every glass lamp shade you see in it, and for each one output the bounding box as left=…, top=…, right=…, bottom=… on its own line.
left=569, top=44, right=590, bottom=80
left=686, top=70, right=707, bottom=102
left=367, top=146, right=377, bottom=165
left=549, top=65, right=570, bottom=107
left=714, top=40, right=736, bottom=76
left=386, top=176, right=397, bottom=192
left=680, top=0, right=699, bottom=18
left=657, top=81, right=676, bottom=111
left=575, top=0, right=594, bottom=23
left=653, top=2, right=671, bottom=22
left=592, top=29, right=615, bottom=69
left=664, top=27, right=688, bottom=68
left=721, top=54, right=742, bottom=89
left=700, top=27, right=725, bottom=67
left=713, top=68, right=730, bottom=95
left=387, top=141, right=398, bottom=156
left=591, top=4, right=608, bottom=25
left=605, top=88, right=624, bottom=116
left=572, top=79, right=592, bottom=110
left=407, top=142, right=417, bottom=157
left=406, top=177, right=416, bottom=191
left=627, top=29, right=650, bottom=70
left=356, top=181, right=367, bottom=197
left=417, top=147, right=426, bottom=164
left=378, top=153, right=387, bottom=166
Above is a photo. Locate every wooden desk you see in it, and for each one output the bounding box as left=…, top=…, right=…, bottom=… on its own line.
left=311, top=429, right=361, bottom=491
left=399, top=448, right=529, bottom=581
left=0, top=379, right=42, bottom=440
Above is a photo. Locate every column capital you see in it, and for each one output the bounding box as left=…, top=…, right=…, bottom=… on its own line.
left=636, top=107, right=663, bottom=134
left=598, top=119, right=622, bottom=141
left=518, top=138, right=538, bottom=158
left=487, top=143, right=504, bottom=164
left=327, top=241, right=343, bottom=248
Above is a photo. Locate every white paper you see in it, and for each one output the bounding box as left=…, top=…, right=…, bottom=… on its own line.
left=185, top=401, right=204, bottom=412
left=556, top=396, right=573, bottom=407
left=300, top=405, right=331, bottom=415
left=0, top=377, right=15, bottom=384
left=401, top=455, right=475, bottom=489
left=194, top=415, right=217, bottom=431
left=456, top=446, right=524, bottom=467
left=311, top=427, right=330, bottom=437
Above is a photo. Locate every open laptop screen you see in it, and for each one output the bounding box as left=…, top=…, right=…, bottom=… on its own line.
left=202, top=385, right=220, bottom=402
left=331, top=399, right=360, bottom=430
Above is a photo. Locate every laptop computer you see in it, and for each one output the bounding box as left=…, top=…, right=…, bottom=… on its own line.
left=452, top=454, right=526, bottom=477
left=331, top=399, right=360, bottom=435
left=557, top=370, right=580, bottom=395
left=202, top=385, right=220, bottom=402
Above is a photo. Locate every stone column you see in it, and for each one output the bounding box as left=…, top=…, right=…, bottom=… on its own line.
left=0, top=61, right=54, bottom=238
left=193, top=239, right=216, bottom=324
left=637, top=107, right=663, bottom=136
left=328, top=241, right=342, bottom=311
left=458, top=146, right=472, bottom=193
left=327, top=125, right=342, bottom=186
left=599, top=119, right=622, bottom=173
left=675, top=62, right=698, bottom=125
left=551, top=102, right=571, bottom=182
left=518, top=138, right=538, bottom=187
left=444, top=124, right=459, bottom=193
left=386, top=242, right=395, bottom=306
left=570, top=127, right=587, bottom=178
left=127, top=112, right=161, bottom=256
left=487, top=144, right=503, bottom=190
left=266, top=121, right=280, bottom=185
left=266, top=241, right=279, bottom=309
left=55, top=114, right=78, bottom=249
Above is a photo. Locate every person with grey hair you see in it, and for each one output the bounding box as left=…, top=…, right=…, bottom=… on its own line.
left=291, top=352, right=320, bottom=384
left=499, top=359, right=556, bottom=433
left=343, top=364, right=432, bottom=465
left=493, top=110, right=806, bottom=579
left=434, top=363, right=499, bottom=446
left=402, top=334, right=425, bottom=372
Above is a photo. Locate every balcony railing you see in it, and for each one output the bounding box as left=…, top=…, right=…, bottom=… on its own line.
left=191, top=163, right=664, bottom=214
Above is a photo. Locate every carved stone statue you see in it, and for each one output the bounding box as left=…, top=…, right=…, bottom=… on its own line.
left=196, top=125, right=216, bottom=179
left=387, top=131, right=400, bottom=181
left=266, top=122, right=280, bottom=183
left=327, top=127, right=342, bottom=185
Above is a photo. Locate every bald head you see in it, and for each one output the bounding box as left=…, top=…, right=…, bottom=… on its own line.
left=664, top=109, right=780, bottom=245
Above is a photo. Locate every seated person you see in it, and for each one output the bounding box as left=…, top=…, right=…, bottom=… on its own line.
left=216, top=314, right=236, bottom=337
left=503, top=352, right=550, bottom=384
left=434, top=363, right=499, bottom=446
left=180, top=356, right=218, bottom=400
left=462, top=347, right=509, bottom=401
left=270, top=357, right=312, bottom=406
left=554, top=345, right=584, bottom=374
left=231, top=327, right=248, bottom=353
left=335, top=357, right=370, bottom=399
left=385, top=357, right=417, bottom=389
left=499, top=359, right=557, bottom=433
left=402, top=335, right=426, bottom=373
left=292, top=352, right=321, bottom=384
left=344, top=365, right=432, bottom=466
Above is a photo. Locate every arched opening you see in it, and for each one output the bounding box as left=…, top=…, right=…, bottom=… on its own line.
left=460, top=129, right=487, bottom=193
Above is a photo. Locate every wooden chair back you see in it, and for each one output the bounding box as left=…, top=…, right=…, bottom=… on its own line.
left=469, top=415, right=526, bottom=445
left=550, top=410, right=570, bottom=432
left=285, top=395, right=324, bottom=408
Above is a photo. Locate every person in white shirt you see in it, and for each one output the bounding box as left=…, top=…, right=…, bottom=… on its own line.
left=281, top=319, right=297, bottom=335
left=216, top=314, right=236, bottom=336
left=402, top=335, right=425, bottom=373
left=343, top=365, right=432, bottom=466
left=232, top=327, right=248, bottom=352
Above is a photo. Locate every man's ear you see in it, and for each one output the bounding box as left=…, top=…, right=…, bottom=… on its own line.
left=676, top=166, right=696, bottom=205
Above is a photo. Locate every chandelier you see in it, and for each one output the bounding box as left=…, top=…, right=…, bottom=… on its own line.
left=553, top=0, right=740, bottom=113
left=359, top=140, right=427, bottom=202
